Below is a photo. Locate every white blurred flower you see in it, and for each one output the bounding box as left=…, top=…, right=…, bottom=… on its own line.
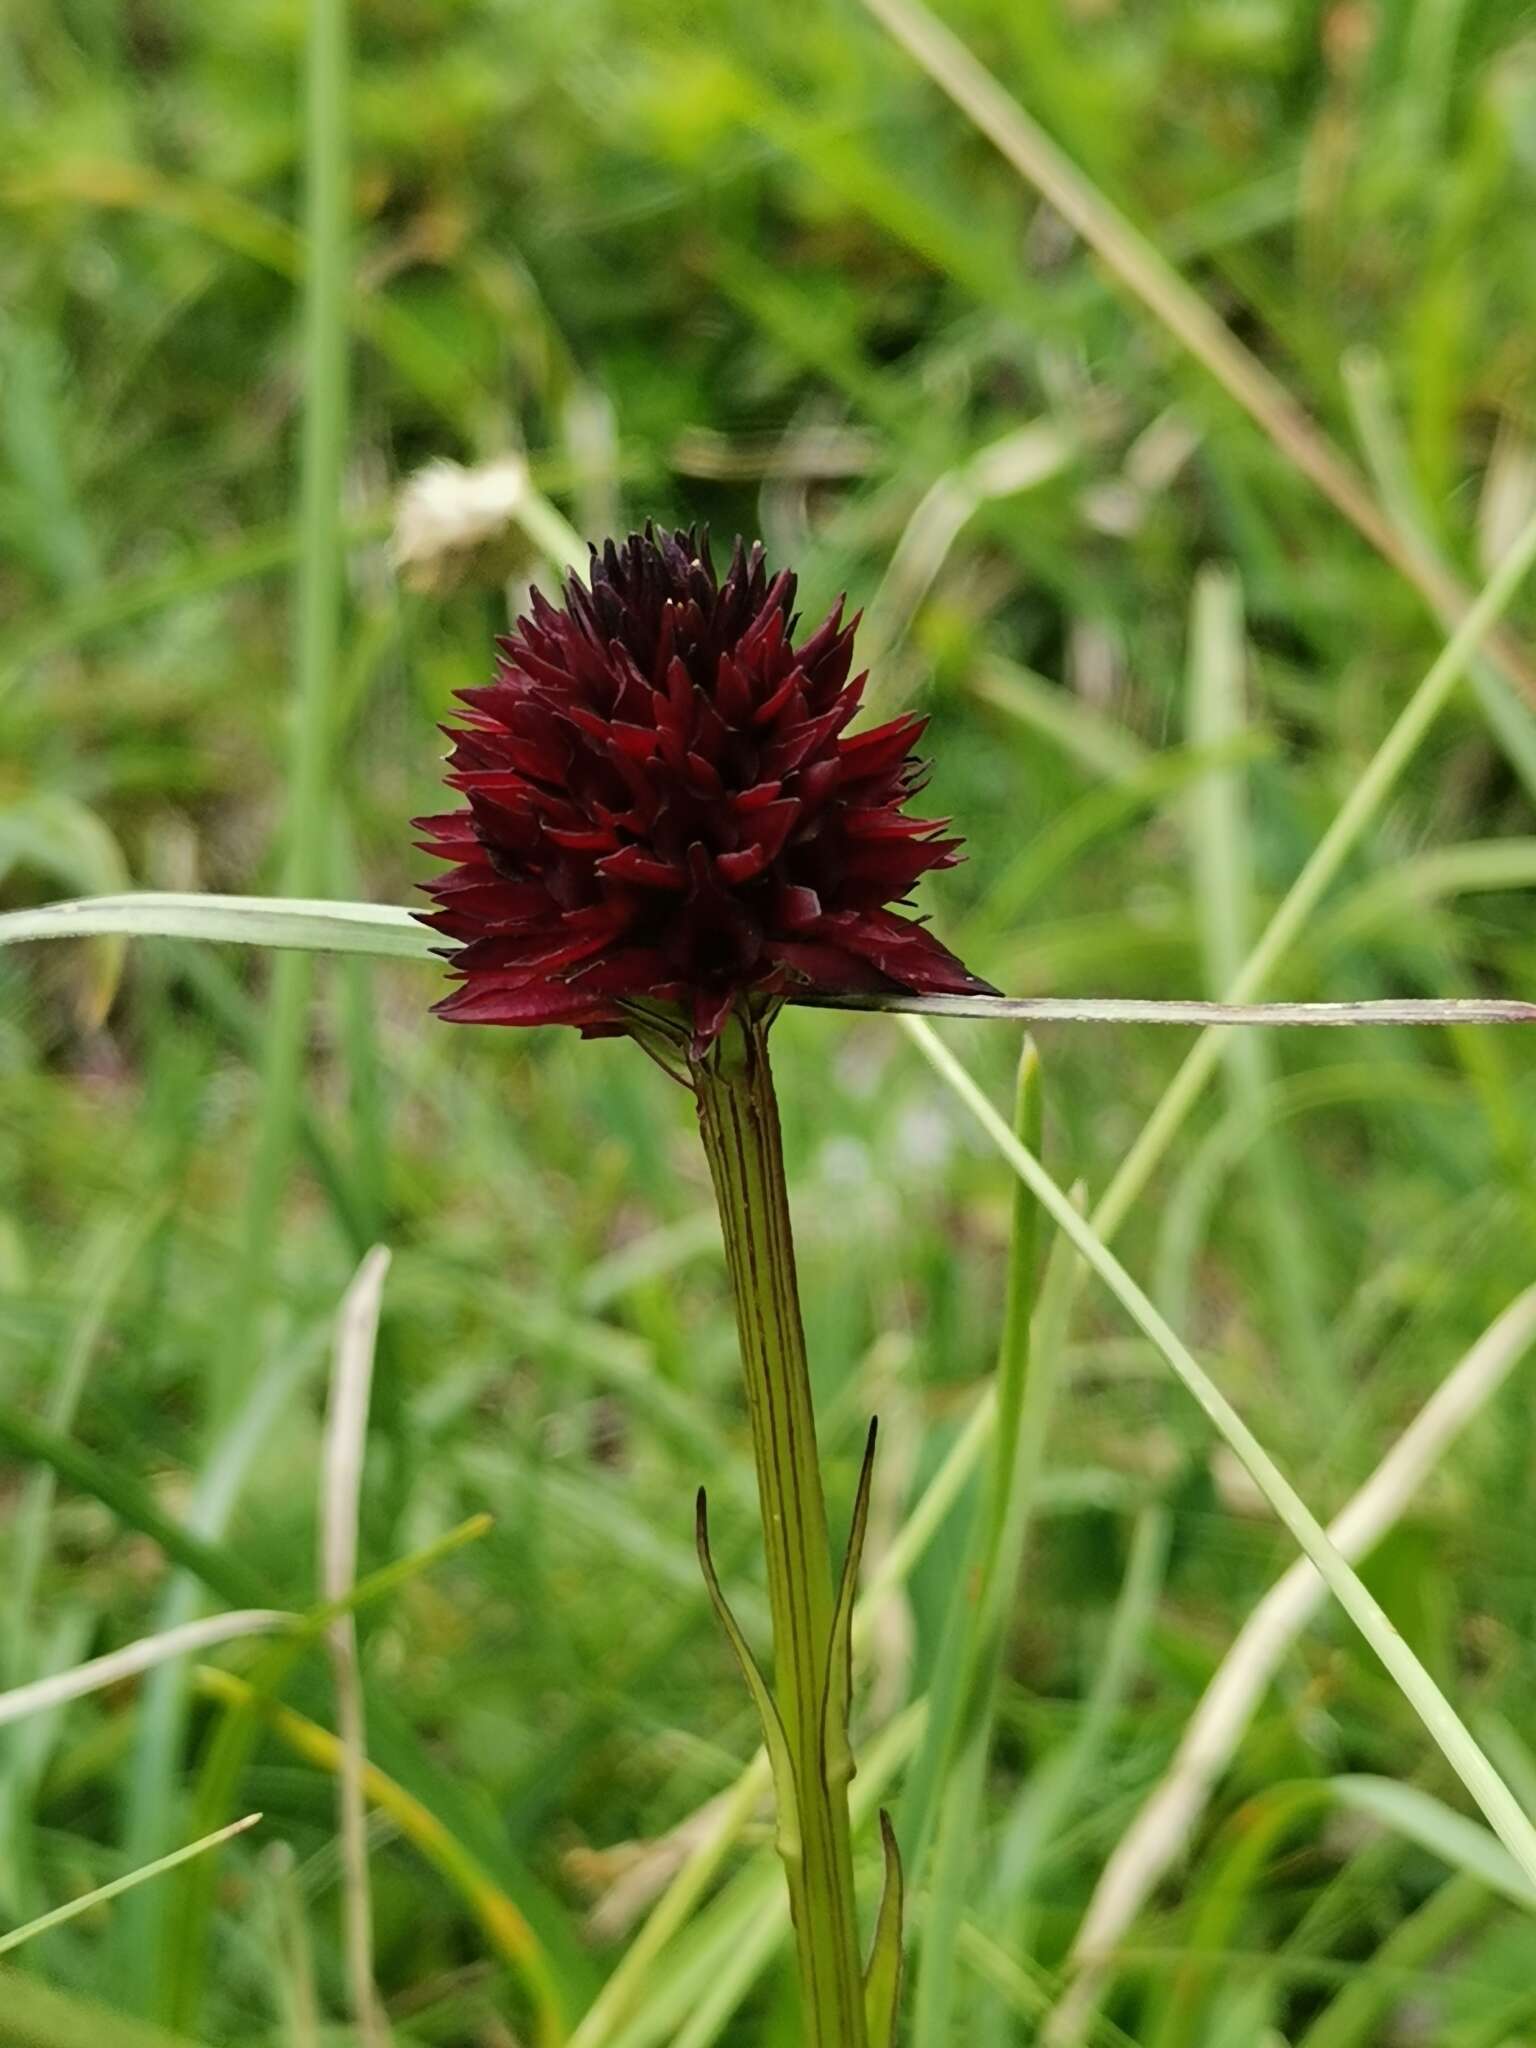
left=391, top=454, right=534, bottom=595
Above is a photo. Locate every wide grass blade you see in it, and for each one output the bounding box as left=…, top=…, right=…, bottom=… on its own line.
left=157, top=1516, right=554, bottom=2031
left=975, top=1502, right=1170, bottom=2048
left=0, top=1973, right=208, bottom=2048
left=1342, top=344, right=1536, bottom=803
left=1333, top=1777, right=1536, bottom=1911
left=1296, top=1871, right=1489, bottom=2048
left=0, top=1405, right=273, bottom=1611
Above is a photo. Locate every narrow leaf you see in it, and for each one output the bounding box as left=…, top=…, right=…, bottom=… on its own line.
left=0, top=1815, right=260, bottom=1958
left=0, top=1402, right=272, bottom=1611
left=902, top=1040, right=1047, bottom=1899
left=902, top=1013, right=1536, bottom=1895
left=695, top=1490, right=802, bottom=1863
left=1334, top=1775, right=1536, bottom=1911
left=863, top=1810, right=905, bottom=2048
left=820, top=1418, right=879, bottom=1794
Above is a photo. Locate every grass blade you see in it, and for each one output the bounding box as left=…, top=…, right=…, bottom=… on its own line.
left=1342, top=344, right=1536, bottom=803
left=901, top=1043, right=1044, bottom=1887
left=854, top=0, right=1536, bottom=699
left=223, top=0, right=352, bottom=1424
left=1332, top=1777, right=1536, bottom=1910
left=902, top=1016, right=1536, bottom=1895
left=319, top=1247, right=391, bottom=2048
left=1094, top=492, right=1536, bottom=1239
left=1296, top=1872, right=1489, bottom=2048
left=117, top=1340, right=318, bottom=2012
left=1185, top=565, right=1329, bottom=1395
left=0, top=1612, right=293, bottom=1731
left=0, top=1405, right=273, bottom=1611
left=0, top=1816, right=261, bottom=1960
left=192, top=1668, right=570, bottom=2048
left=0, top=1973, right=208, bottom=2048
left=6, top=894, right=1536, bottom=1026
left=1057, top=1281, right=1536, bottom=2032
left=160, top=1517, right=499, bottom=2029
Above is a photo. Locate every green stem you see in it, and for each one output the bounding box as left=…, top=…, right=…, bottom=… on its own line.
left=227, top=0, right=351, bottom=1420
left=691, top=1013, right=869, bottom=2048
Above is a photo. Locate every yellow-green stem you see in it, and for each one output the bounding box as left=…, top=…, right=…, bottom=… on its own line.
left=691, top=1014, right=868, bottom=2048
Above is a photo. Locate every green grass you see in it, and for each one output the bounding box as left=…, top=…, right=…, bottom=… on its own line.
left=6, top=1, right=1536, bottom=2042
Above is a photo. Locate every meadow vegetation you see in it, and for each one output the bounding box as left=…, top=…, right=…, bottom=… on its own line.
left=5, top=1, right=1536, bottom=2042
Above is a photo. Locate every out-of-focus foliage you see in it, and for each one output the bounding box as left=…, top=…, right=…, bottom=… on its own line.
left=4, top=1, right=1536, bottom=2041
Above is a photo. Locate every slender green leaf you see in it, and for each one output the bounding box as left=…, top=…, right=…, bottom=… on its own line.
left=694, top=1491, right=802, bottom=1863
left=0, top=1816, right=260, bottom=1960
left=903, top=1016, right=1536, bottom=1895
left=863, top=1811, right=905, bottom=2048
left=1333, top=1776, right=1536, bottom=1911
left=821, top=1418, right=879, bottom=1798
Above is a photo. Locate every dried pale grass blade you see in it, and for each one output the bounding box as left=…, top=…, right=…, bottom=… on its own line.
left=1044, top=1282, right=1536, bottom=2047
left=5, top=896, right=1536, bottom=1027
left=0, top=892, right=435, bottom=960
left=0, top=1610, right=294, bottom=1730
left=804, top=992, right=1536, bottom=1028
left=570, top=1784, right=763, bottom=1947
left=321, top=1246, right=392, bottom=2048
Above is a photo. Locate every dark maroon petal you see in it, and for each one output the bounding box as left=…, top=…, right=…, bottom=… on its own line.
left=769, top=940, right=892, bottom=991
left=716, top=845, right=772, bottom=885
left=597, top=846, right=687, bottom=888
left=775, top=884, right=822, bottom=930
left=690, top=986, right=737, bottom=1053
left=566, top=947, right=674, bottom=995
left=820, top=909, right=999, bottom=997
left=433, top=981, right=619, bottom=1027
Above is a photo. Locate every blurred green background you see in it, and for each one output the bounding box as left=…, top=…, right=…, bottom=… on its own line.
left=6, top=0, right=1536, bottom=2042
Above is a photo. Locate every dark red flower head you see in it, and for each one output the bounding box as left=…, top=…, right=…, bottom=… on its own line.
left=416, top=526, right=994, bottom=1052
